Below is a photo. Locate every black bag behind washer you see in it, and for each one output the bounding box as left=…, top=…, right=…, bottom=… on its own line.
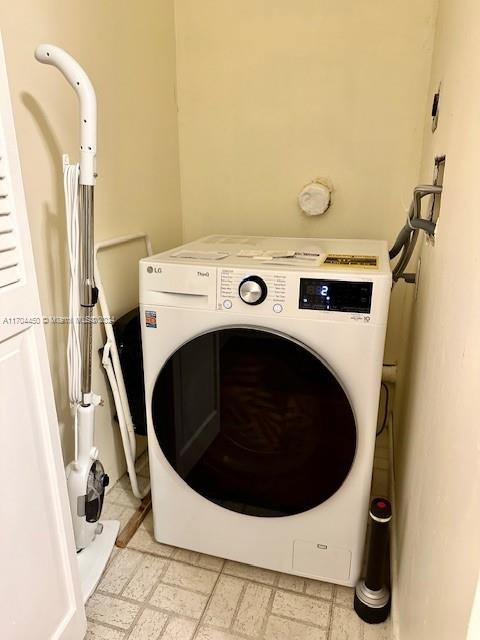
left=112, top=307, right=147, bottom=436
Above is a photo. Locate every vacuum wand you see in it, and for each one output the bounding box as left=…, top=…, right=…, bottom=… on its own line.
left=35, top=44, right=99, bottom=405
left=79, top=184, right=98, bottom=403
left=34, top=44, right=97, bottom=186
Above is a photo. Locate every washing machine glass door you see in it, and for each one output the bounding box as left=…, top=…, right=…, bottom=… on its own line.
left=152, top=328, right=356, bottom=517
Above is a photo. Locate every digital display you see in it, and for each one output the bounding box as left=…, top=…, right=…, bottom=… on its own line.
left=299, top=278, right=373, bottom=313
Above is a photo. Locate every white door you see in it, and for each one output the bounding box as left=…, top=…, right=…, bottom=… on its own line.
left=0, top=36, right=86, bottom=640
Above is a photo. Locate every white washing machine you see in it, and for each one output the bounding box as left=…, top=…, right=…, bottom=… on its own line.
left=140, top=235, right=391, bottom=586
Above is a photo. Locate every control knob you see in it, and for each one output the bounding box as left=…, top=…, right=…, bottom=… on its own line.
left=238, top=276, right=268, bottom=305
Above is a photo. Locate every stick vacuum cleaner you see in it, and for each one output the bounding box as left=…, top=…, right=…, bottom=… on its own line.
left=35, top=45, right=110, bottom=553
left=354, top=497, right=392, bottom=624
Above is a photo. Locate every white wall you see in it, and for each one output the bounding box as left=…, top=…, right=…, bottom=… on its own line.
left=0, top=0, right=182, bottom=484
left=394, top=1, right=480, bottom=637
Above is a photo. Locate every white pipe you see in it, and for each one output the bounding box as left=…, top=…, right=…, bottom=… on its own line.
left=96, top=274, right=136, bottom=455
left=102, top=343, right=149, bottom=499
left=95, top=233, right=153, bottom=255
left=35, top=44, right=96, bottom=186
left=94, top=233, right=152, bottom=499
left=94, top=234, right=152, bottom=455
left=387, top=413, right=400, bottom=638
left=95, top=235, right=153, bottom=450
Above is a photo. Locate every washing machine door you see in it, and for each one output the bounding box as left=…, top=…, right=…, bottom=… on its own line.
left=152, top=327, right=356, bottom=517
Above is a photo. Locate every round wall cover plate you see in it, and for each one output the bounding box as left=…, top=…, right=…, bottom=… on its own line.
left=298, top=181, right=332, bottom=216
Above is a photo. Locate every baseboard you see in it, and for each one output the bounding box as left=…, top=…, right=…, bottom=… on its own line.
left=389, top=414, right=400, bottom=640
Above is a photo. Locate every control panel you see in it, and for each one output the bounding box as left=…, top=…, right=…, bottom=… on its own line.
left=217, top=268, right=377, bottom=321
left=141, top=262, right=388, bottom=324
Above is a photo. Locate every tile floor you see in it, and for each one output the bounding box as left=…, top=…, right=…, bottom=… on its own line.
left=88, top=433, right=392, bottom=640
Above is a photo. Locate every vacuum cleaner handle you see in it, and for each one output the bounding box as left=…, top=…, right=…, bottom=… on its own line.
left=354, top=497, right=392, bottom=624
left=35, top=44, right=97, bottom=186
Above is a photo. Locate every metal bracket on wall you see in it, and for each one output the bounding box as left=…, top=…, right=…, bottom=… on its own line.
left=390, top=176, right=444, bottom=283
left=412, top=184, right=442, bottom=235
left=397, top=273, right=416, bottom=284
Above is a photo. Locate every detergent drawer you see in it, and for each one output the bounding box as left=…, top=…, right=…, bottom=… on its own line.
left=140, top=262, right=217, bottom=309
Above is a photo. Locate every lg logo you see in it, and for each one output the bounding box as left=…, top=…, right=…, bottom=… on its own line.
left=146, top=266, right=208, bottom=276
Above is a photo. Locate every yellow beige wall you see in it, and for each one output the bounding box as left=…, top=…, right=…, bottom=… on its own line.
left=174, top=0, right=437, bottom=242
left=0, top=0, right=182, bottom=484
left=394, top=0, right=480, bottom=637
left=173, top=0, right=438, bottom=359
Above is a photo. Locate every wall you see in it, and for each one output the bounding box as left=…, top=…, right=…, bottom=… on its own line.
left=173, top=0, right=438, bottom=359
left=394, top=0, right=480, bottom=637
left=467, top=572, right=480, bottom=640
left=0, top=0, right=182, bottom=484
left=174, top=0, right=436, bottom=242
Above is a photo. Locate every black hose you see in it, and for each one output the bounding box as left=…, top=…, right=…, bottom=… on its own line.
left=392, top=241, right=410, bottom=281
left=389, top=202, right=415, bottom=260
left=376, top=382, right=389, bottom=437
left=389, top=224, right=411, bottom=260
left=392, top=230, right=414, bottom=281
left=389, top=192, right=436, bottom=282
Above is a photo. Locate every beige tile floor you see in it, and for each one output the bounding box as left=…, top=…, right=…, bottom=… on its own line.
left=88, top=436, right=392, bottom=640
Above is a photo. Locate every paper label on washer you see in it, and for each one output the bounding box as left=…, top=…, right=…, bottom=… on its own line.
left=323, top=254, right=379, bottom=269
left=145, top=310, right=157, bottom=328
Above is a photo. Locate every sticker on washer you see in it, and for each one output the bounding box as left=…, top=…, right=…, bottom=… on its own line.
left=323, top=254, right=379, bottom=269
left=145, top=310, right=157, bottom=328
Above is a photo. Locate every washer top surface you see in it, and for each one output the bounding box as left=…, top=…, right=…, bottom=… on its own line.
left=143, top=234, right=391, bottom=276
